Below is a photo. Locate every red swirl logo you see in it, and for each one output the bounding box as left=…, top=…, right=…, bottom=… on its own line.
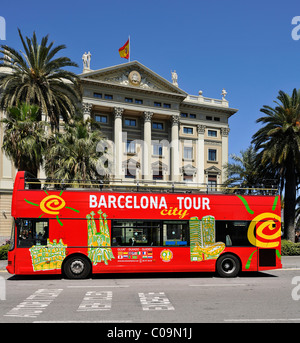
left=247, top=213, right=281, bottom=248
left=40, top=195, right=66, bottom=215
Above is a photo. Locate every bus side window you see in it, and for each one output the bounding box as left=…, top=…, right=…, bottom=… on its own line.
left=111, top=220, right=161, bottom=246
left=163, top=221, right=189, bottom=246
left=17, top=219, right=49, bottom=247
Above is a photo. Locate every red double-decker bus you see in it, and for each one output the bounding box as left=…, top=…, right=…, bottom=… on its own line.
left=6, top=171, right=282, bottom=278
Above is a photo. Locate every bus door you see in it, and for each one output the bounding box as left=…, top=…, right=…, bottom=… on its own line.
left=159, top=220, right=190, bottom=268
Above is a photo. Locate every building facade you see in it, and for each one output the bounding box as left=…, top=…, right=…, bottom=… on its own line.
left=0, top=59, right=238, bottom=242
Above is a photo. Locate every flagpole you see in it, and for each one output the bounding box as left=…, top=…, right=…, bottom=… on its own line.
left=129, top=35, right=131, bottom=62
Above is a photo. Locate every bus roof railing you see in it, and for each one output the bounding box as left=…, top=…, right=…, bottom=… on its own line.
left=23, top=175, right=279, bottom=195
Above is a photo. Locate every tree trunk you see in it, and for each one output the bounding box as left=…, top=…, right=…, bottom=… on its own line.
left=284, top=157, right=296, bottom=242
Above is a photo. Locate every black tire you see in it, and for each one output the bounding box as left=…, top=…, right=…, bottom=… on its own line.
left=216, top=254, right=240, bottom=278
left=63, top=255, right=91, bottom=279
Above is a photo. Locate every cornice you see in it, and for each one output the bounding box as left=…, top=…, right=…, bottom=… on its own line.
left=80, top=78, right=187, bottom=100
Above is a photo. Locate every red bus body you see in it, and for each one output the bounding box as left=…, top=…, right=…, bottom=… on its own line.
left=7, top=172, right=282, bottom=277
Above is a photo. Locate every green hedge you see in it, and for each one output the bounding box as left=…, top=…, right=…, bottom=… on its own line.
left=0, top=244, right=9, bottom=260
left=281, top=240, right=300, bottom=256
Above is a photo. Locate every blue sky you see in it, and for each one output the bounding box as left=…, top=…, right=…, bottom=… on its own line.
left=1, top=0, right=300, bottom=158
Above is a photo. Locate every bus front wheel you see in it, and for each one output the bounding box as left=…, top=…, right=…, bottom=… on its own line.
left=216, top=254, right=240, bottom=278
left=63, top=255, right=92, bottom=279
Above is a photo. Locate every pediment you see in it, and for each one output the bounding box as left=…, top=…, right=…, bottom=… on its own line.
left=79, top=61, right=187, bottom=96
left=151, top=160, right=168, bottom=171
left=205, top=166, right=221, bottom=175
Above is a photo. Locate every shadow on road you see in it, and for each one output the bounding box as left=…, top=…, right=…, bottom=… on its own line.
left=6, top=270, right=277, bottom=281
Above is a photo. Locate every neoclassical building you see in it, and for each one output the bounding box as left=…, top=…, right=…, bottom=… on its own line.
left=0, top=58, right=238, bottom=242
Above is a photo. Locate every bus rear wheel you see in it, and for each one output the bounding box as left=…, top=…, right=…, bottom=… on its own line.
left=63, top=255, right=91, bottom=279
left=216, top=254, right=240, bottom=278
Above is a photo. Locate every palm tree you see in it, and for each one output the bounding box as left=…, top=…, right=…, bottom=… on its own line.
left=1, top=102, right=47, bottom=176
left=224, top=145, right=280, bottom=193
left=252, top=89, right=300, bottom=241
left=44, top=118, right=111, bottom=185
left=0, top=29, right=82, bottom=130
left=224, top=145, right=260, bottom=192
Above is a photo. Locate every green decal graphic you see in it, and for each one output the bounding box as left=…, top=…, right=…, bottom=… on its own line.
left=30, top=239, right=67, bottom=271
left=236, top=195, right=254, bottom=215
left=190, top=215, right=225, bottom=262
left=276, top=249, right=281, bottom=259
left=245, top=250, right=257, bottom=269
left=272, top=196, right=279, bottom=211
left=87, top=210, right=115, bottom=265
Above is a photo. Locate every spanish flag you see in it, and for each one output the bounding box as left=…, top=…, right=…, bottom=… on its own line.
left=118, top=38, right=130, bottom=60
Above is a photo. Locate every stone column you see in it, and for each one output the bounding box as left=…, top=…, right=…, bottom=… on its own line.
left=83, top=102, right=92, bottom=121
left=197, top=125, right=206, bottom=185
left=143, top=111, right=153, bottom=181
left=221, top=127, right=230, bottom=184
left=170, top=115, right=180, bottom=182
left=114, top=107, right=124, bottom=180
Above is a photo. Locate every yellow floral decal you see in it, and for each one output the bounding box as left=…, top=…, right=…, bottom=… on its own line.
left=24, top=190, right=79, bottom=226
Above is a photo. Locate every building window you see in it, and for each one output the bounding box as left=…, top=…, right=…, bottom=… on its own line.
left=154, top=102, right=161, bottom=107
left=208, top=130, right=217, bottom=137
left=153, top=143, right=163, bottom=156
left=125, top=164, right=136, bottom=178
left=95, top=115, right=107, bottom=123
left=126, top=140, right=136, bottom=154
left=208, top=175, right=217, bottom=191
left=208, top=149, right=217, bottom=161
left=190, top=114, right=196, bottom=119
left=93, top=92, right=102, bottom=98
left=104, top=94, right=113, bottom=100
left=135, top=99, right=143, bottom=104
left=181, top=113, right=188, bottom=118
left=214, top=117, right=220, bottom=122
left=206, top=116, right=213, bottom=121
left=183, top=173, right=193, bottom=183
left=125, top=97, right=133, bottom=103
left=125, top=119, right=136, bottom=127
left=184, top=147, right=193, bottom=160
left=152, top=122, right=163, bottom=130
left=153, top=169, right=163, bottom=180
left=163, top=103, right=171, bottom=108
left=183, top=127, right=193, bottom=134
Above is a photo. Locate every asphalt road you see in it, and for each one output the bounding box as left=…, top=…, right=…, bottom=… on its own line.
left=0, top=257, right=300, bottom=326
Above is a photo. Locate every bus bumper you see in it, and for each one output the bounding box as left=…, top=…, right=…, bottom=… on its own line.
left=6, top=252, right=15, bottom=274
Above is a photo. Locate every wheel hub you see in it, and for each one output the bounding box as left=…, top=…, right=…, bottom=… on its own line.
left=70, top=260, right=84, bottom=274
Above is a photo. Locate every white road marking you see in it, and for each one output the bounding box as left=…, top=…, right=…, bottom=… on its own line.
left=4, top=288, right=63, bottom=318
left=138, top=292, right=174, bottom=311
left=34, top=320, right=133, bottom=323
left=189, top=283, right=246, bottom=287
left=77, top=290, right=112, bottom=311
left=225, top=318, right=300, bottom=322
